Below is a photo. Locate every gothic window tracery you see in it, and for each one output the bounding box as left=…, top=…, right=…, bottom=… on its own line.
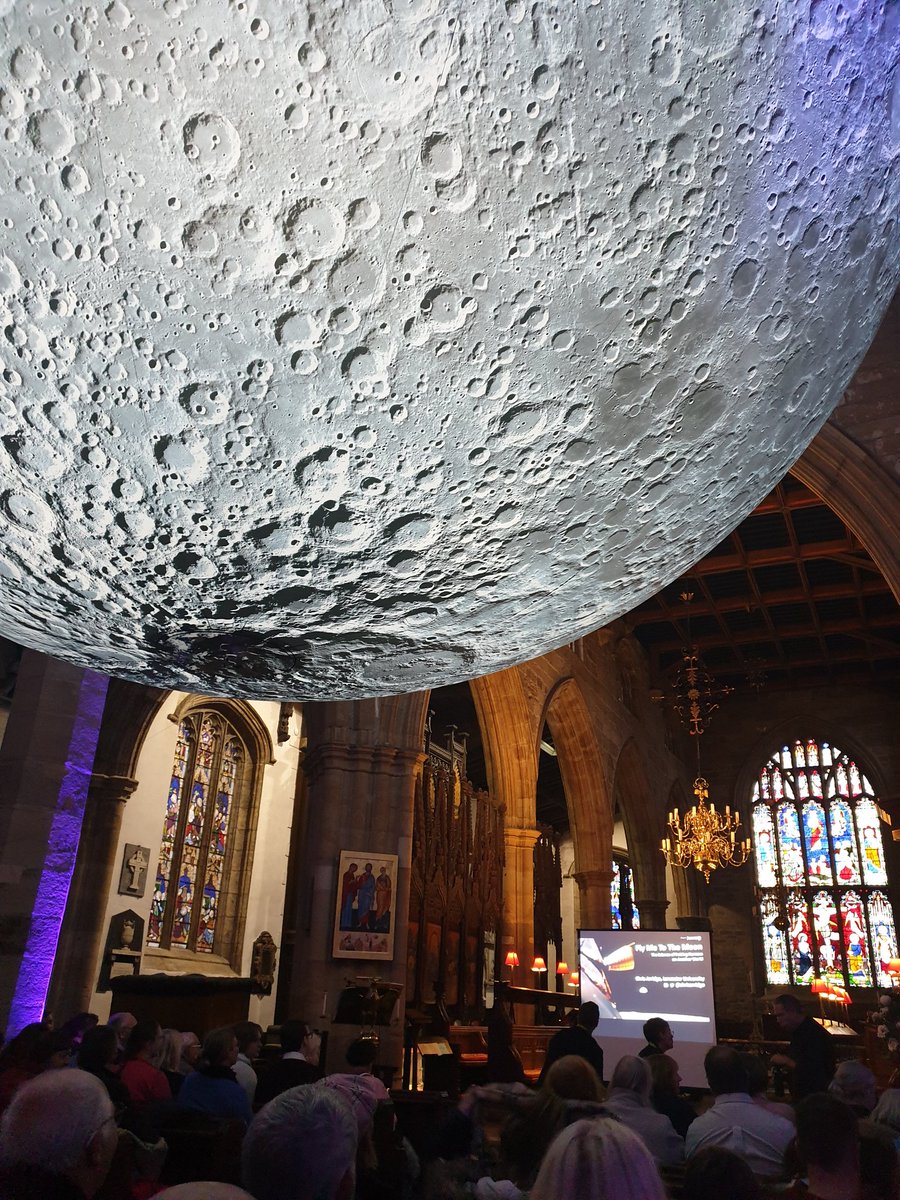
left=148, top=710, right=249, bottom=956
left=752, top=738, right=897, bottom=988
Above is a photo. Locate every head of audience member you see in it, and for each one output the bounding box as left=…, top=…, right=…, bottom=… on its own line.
left=235, top=1022, right=263, bottom=1064
left=772, top=993, right=806, bottom=1034
left=793, top=1093, right=860, bottom=1197
left=279, top=1018, right=321, bottom=1066
left=740, top=1053, right=770, bottom=1099
left=872, top=1087, right=900, bottom=1135
left=156, top=1029, right=185, bottom=1075
left=345, top=1037, right=378, bottom=1073
left=108, top=1012, right=137, bottom=1052
left=180, top=1032, right=202, bottom=1073
left=859, top=1125, right=899, bottom=1200
left=78, top=1026, right=120, bottom=1077
left=58, top=1012, right=99, bottom=1049
left=0, top=1023, right=50, bottom=1071
left=242, top=1083, right=358, bottom=1200
left=682, top=1146, right=762, bottom=1200
left=157, top=1187, right=255, bottom=1200
left=199, top=1027, right=239, bottom=1073
left=544, top=1054, right=604, bottom=1103
left=0, top=1069, right=118, bottom=1198
left=828, top=1059, right=877, bottom=1117
left=576, top=1001, right=600, bottom=1033
left=124, top=1020, right=161, bottom=1063
left=530, top=1117, right=667, bottom=1200
left=649, top=1052, right=682, bottom=1101
left=643, top=1017, right=674, bottom=1053
left=609, top=1054, right=653, bottom=1106
left=704, top=1045, right=749, bottom=1096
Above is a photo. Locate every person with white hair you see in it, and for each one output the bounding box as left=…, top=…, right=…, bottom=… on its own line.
left=530, top=1117, right=667, bottom=1200
left=871, top=1087, right=900, bottom=1150
left=242, top=1082, right=358, bottom=1200
left=0, top=1069, right=119, bottom=1198
left=601, top=1054, right=684, bottom=1165
left=828, top=1058, right=877, bottom=1116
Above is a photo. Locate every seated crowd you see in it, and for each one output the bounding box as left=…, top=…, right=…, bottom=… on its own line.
left=0, top=998, right=898, bottom=1200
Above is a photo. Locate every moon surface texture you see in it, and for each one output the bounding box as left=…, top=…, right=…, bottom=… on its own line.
left=0, top=1, right=897, bottom=699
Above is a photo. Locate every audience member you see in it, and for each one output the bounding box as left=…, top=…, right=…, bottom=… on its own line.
left=0, top=1069, right=118, bottom=1199
left=682, top=1146, right=762, bottom=1200
left=870, top=1087, right=900, bottom=1150
left=788, top=1092, right=860, bottom=1200
left=649, top=1053, right=696, bottom=1138
left=601, top=1054, right=683, bottom=1165
left=639, top=1017, right=674, bottom=1058
left=120, top=1020, right=171, bottom=1106
left=58, top=1013, right=99, bottom=1063
left=107, top=1012, right=137, bottom=1059
left=77, top=1025, right=130, bottom=1109
left=771, top=993, right=836, bottom=1100
left=233, top=1021, right=263, bottom=1104
left=177, top=1027, right=253, bottom=1125
left=537, top=1001, right=604, bottom=1086
left=686, top=1046, right=793, bottom=1181
left=742, top=1053, right=795, bottom=1123
left=324, top=1039, right=389, bottom=1138
left=858, top=1124, right=898, bottom=1200
left=157, top=1188, right=255, bottom=1200
left=0, top=1024, right=69, bottom=1116
left=179, top=1031, right=202, bottom=1076
left=254, top=1019, right=321, bottom=1106
left=828, top=1059, right=876, bottom=1117
left=242, top=1083, right=358, bottom=1200
left=157, top=1029, right=188, bottom=1096
left=530, top=1117, right=667, bottom=1200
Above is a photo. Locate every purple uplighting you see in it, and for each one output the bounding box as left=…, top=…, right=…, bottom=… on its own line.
left=5, top=670, right=109, bottom=1039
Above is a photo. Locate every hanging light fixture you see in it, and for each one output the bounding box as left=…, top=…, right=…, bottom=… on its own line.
left=662, top=778, right=751, bottom=882
left=660, top=593, right=750, bottom=883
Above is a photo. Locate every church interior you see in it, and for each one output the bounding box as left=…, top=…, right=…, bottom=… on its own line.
left=0, top=1, right=898, bottom=1194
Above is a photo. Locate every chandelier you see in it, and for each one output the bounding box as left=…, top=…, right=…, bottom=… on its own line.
left=659, top=593, right=750, bottom=882
left=662, top=777, right=751, bottom=883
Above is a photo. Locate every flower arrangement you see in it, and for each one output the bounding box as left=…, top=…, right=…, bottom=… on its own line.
left=869, top=989, right=900, bottom=1057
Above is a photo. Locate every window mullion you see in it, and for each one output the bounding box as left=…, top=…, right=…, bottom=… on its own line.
left=161, top=722, right=198, bottom=949
left=189, top=717, right=225, bottom=951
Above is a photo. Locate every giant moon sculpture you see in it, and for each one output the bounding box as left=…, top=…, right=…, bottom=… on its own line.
left=0, top=0, right=897, bottom=699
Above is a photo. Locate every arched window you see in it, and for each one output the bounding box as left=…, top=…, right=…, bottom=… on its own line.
left=752, top=738, right=898, bottom=989
left=148, top=710, right=251, bottom=956
left=611, top=859, right=641, bottom=930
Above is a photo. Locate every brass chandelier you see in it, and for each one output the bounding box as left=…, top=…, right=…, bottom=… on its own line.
left=659, top=593, right=751, bottom=882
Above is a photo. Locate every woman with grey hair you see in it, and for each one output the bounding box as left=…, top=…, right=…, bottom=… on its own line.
left=600, top=1054, right=684, bottom=1165
left=871, top=1087, right=900, bottom=1150
left=531, top=1117, right=667, bottom=1200
left=828, top=1059, right=877, bottom=1116
left=243, top=1083, right=358, bottom=1200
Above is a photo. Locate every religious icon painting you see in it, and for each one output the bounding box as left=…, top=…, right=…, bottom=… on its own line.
left=332, top=849, right=399, bottom=961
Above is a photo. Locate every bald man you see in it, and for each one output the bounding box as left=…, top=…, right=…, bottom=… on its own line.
left=0, top=1069, right=119, bottom=1198
left=157, top=1187, right=255, bottom=1200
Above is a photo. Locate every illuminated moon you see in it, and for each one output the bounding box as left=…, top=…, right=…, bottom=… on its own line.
left=0, top=1, right=897, bottom=698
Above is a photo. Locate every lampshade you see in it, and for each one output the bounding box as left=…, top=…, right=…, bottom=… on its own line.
left=556, top=961, right=569, bottom=975
left=888, top=959, right=900, bottom=978
left=531, top=957, right=547, bottom=972
left=810, top=978, right=827, bottom=995
left=568, top=971, right=580, bottom=988
left=0, top=1, right=895, bottom=700
left=504, top=950, right=520, bottom=968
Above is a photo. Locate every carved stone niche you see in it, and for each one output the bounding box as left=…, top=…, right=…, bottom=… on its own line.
left=251, top=930, right=277, bottom=994
left=97, top=909, right=144, bottom=992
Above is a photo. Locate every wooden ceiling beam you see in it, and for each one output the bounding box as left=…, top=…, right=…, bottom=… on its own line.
left=647, top=613, right=900, bottom=654
left=629, top=579, right=891, bottom=625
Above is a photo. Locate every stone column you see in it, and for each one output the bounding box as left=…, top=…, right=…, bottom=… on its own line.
left=45, top=773, right=138, bottom=1019
left=502, top=824, right=541, bottom=977
left=289, top=738, right=425, bottom=1074
left=572, top=867, right=615, bottom=929
left=0, top=652, right=109, bottom=1036
left=633, top=897, right=670, bottom=931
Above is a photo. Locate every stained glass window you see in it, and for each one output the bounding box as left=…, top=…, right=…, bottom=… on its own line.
left=751, top=738, right=897, bottom=989
left=148, top=710, right=248, bottom=956
left=610, top=859, right=640, bottom=930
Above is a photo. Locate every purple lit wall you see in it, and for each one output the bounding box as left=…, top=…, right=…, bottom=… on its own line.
left=5, top=670, right=109, bottom=1039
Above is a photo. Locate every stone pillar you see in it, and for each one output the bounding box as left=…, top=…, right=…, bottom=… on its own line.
left=45, top=773, right=138, bottom=1019
left=633, top=897, right=670, bottom=931
left=572, top=867, right=615, bottom=929
left=502, top=824, right=541, bottom=975
left=0, top=652, right=109, bottom=1037
left=289, top=738, right=424, bottom=1074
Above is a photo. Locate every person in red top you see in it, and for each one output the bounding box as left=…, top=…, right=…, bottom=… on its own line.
left=119, top=1019, right=171, bottom=1106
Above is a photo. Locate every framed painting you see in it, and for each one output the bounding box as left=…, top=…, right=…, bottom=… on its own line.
left=332, top=850, right=399, bottom=961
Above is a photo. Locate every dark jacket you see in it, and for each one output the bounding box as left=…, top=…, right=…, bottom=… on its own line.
left=537, top=1025, right=604, bottom=1086
left=254, top=1057, right=319, bottom=1107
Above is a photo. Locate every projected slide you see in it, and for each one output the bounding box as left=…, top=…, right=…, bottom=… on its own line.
left=578, top=930, right=717, bottom=1088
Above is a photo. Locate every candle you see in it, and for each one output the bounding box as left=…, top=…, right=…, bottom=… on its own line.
left=322, top=992, right=328, bottom=1015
